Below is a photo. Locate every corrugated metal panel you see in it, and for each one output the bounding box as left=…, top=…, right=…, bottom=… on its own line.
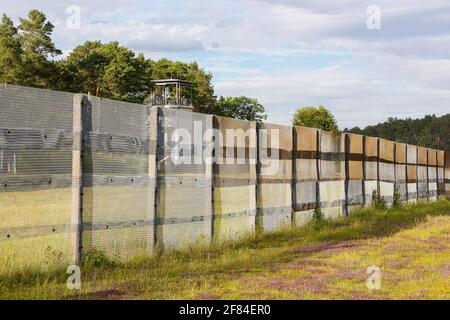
left=446, top=151, right=450, bottom=196
left=213, top=115, right=256, bottom=242
left=395, top=143, right=407, bottom=201
left=257, top=123, right=292, bottom=232
left=0, top=85, right=73, bottom=274
left=319, top=131, right=345, bottom=219
left=156, top=109, right=212, bottom=250
left=417, top=146, right=428, bottom=201
left=379, top=139, right=395, bottom=205
left=427, top=149, right=438, bottom=200
left=82, top=96, right=153, bottom=259
left=406, top=144, right=418, bottom=203
left=347, top=133, right=364, bottom=212
left=437, top=150, right=445, bottom=198
left=293, top=126, right=317, bottom=226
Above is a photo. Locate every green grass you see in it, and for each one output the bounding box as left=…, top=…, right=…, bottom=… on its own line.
left=0, top=200, right=449, bottom=300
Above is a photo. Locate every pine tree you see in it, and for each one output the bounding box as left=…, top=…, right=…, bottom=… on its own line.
left=0, top=14, right=23, bottom=84
left=18, top=9, right=61, bottom=88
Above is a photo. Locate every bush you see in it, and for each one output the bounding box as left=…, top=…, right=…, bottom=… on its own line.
left=82, top=249, right=117, bottom=269
left=372, top=190, right=387, bottom=210
left=392, top=187, right=402, bottom=208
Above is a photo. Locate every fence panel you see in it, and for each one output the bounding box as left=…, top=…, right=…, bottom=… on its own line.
left=445, top=151, right=450, bottom=197
left=81, top=96, right=153, bottom=259
left=1, top=84, right=449, bottom=271
left=406, top=144, right=418, bottom=203
left=427, top=149, right=438, bottom=201
left=347, top=133, right=364, bottom=212
left=156, top=109, right=212, bottom=250
left=395, top=143, right=407, bottom=201
left=319, top=131, right=345, bottom=219
left=437, top=150, right=445, bottom=199
left=379, top=139, right=395, bottom=205
left=256, top=123, right=292, bottom=232
left=0, top=85, right=73, bottom=274
left=212, top=116, right=256, bottom=242
left=364, top=136, right=378, bottom=205
left=417, top=146, right=428, bottom=201
left=293, top=127, right=318, bottom=226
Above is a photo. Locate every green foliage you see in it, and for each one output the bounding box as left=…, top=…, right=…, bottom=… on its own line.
left=61, top=41, right=152, bottom=103
left=392, top=186, right=402, bottom=209
left=82, top=249, right=117, bottom=270
left=372, top=190, right=387, bottom=210
left=312, top=200, right=323, bottom=222
left=18, top=10, right=61, bottom=88
left=2, top=200, right=449, bottom=299
left=345, top=114, right=450, bottom=150
left=151, top=58, right=215, bottom=113
left=0, top=14, right=23, bottom=84
left=211, top=96, right=267, bottom=121
left=0, top=10, right=216, bottom=111
left=292, top=105, right=339, bottom=132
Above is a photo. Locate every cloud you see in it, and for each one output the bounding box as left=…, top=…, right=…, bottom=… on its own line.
left=2, top=0, right=450, bottom=129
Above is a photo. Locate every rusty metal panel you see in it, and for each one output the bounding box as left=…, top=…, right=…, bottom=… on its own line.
left=445, top=151, right=450, bottom=197
left=293, top=126, right=317, bottom=226
left=213, top=115, right=256, bottom=242
left=257, top=123, right=292, bottom=232
left=364, top=136, right=378, bottom=206
left=417, top=146, right=428, bottom=201
left=437, top=150, right=445, bottom=198
left=347, top=133, right=364, bottom=212
left=379, top=139, right=395, bottom=205
left=406, top=144, right=417, bottom=203
left=319, top=131, right=345, bottom=219
left=395, top=143, right=407, bottom=201
left=427, top=149, right=438, bottom=200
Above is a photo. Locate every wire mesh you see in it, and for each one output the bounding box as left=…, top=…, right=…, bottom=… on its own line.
left=0, top=85, right=73, bottom=274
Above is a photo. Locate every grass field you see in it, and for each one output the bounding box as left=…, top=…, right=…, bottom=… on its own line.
left=0, top=200, right=449, bottom=300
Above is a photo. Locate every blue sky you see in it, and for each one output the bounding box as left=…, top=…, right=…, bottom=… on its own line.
left=3, top=0, right=450, bottom=128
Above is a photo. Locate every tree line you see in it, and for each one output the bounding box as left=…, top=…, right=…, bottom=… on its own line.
left=344, top=114, right=450, bottom=150
left=0, top=9, right=267, bottom=121
left=1, top=9, right=447, bottom=148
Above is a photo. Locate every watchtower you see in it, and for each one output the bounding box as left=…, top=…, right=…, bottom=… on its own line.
left=149, top=79, right=194, bottom=111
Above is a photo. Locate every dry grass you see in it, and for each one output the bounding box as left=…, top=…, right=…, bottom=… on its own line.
left=0, top=199, right=449, bottom=300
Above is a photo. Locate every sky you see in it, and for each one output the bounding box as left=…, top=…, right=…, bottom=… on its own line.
left=2, top=0, right=450, bottom=129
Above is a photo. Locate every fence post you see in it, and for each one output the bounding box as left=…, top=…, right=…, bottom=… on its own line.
left=405, top=145, right=408, bottom=202
left=250, top=121, right=258, bottom=234
left=205, top=115, right=214, bottom=241
left=316, top=130, right=321, bottom=214
left=426, top=149, right=429, bottom=201
left=393, top=143, right=397, bottom=198
left=416, top=146, right=419, bottom=202
left=148, top=106, right=159, bottom=254
left=344, top=133, right=350, bottom=217
left=362, top=135, right=367, bottom=206
left=71, top=94, right=85, bottom=266
left=291, top=127, right=297, bottom=226
left=376, top=138, right=381, bottom=197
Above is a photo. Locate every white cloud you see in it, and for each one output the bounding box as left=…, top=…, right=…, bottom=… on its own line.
left=2, top=0, right=450, bottom=128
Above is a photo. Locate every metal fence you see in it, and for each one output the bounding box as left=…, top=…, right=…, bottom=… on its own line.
left=0, top=84, right=448, bottom=273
